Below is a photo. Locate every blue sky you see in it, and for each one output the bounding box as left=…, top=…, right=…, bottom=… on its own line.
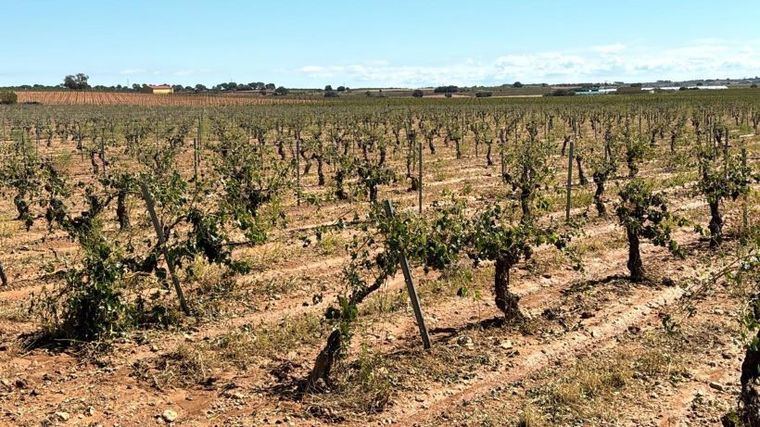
left=1, top=0, right=759, bottom=88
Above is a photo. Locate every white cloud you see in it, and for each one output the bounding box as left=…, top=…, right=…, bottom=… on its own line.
left=296, top=39, right=760, bottom=87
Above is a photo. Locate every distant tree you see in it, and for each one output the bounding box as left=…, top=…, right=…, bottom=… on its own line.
left=274, top=86, right=289, bottom=96
left=63, top=73, right=90, bottom=90
left=132, top=83, right=141, bottom=91
left=324, top=85, right=333, bottom=92
left=0, top=91, right=17, bottom=104
left=324, top=90, right=338, bottom=98
left=752, top=84, right=758, bottom=88
left=412, top=89, right=424, bottom=98
left=265, top=83, right=276, bottom=90
left=172, top=84, right=184, bottom=92
left=337, top=86, right=346, bottom=92
left=512, top=81, right=523, bottom=88
left=433, top=85, right=458, bottom=93
left=195, top=84, right=208, bottom=92
left=475, top=91, right=492, bottom=97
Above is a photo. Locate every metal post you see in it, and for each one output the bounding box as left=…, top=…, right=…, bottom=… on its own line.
left=383, top=200, right=431, bottom=349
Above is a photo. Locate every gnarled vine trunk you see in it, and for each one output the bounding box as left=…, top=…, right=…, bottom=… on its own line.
left=593, top=172, right=606, bottom=216
left=306, top=329, right=342, bottom=391
left=494, top=257, right=522, bottom=321
left=0, top=261, right=7, bottom=287
left=708, top=199, right=723, bottom=248
left=116, top=189, right=130, bottom=230
left=626, top=227, right=644, bottom=282
left=740, top=328, right=760, bottom=425
left=576, top=156, right=588, bottom=185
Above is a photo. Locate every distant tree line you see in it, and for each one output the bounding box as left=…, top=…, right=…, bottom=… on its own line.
left=1, top=73, right=288, bottom=95
left=433, top=85, right=459, bottom=94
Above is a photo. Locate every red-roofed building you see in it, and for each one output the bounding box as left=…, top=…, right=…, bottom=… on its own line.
left=142, top=84, right=174, bottom=95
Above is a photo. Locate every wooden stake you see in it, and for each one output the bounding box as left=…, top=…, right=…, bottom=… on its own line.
left=296, top=136, right=301, bottom=206
left=192, top=137, right=198, bottom=183
left=139, top=181, right=191, bottom=315
left=383, top=200, right=431, bottom=349
left=742, top=147, right=749, bottom=234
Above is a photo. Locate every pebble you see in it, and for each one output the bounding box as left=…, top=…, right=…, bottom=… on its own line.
left=457, top=336, right=475, bottom=350
left=162, top=409, right=178, bottom=423
left=709, top=381, right=725, bottom=392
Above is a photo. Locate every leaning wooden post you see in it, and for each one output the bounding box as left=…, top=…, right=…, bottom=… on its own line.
left=565, top=138, right=575, bottom=222
left=383, top=200, right=431, bottom=349
left=139, top=181, right=191, bottom=315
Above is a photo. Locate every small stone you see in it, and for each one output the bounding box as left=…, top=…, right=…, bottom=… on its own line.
left=86, top=406, right=96, bottom=416
left=224, top=390, right=245, bottom=400
left=457, top=336, right=475, bottom=350
left=709, top=381, right=725, bottom=392
left=499, top=340, right=513, bottom=350
left=55, top=412, right=70, bottom=422
left=162, top=409, right=178, bottom=423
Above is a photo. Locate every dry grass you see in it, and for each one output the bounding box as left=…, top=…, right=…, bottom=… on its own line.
left=134, top=313, right=323, bottom=389
left=528, top=330, right=689, bottom=424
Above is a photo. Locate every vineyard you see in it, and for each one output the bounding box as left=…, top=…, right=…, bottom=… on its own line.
left=14, top=91, right=312, bottom=107
left=0, top=90, right=758, bottom=426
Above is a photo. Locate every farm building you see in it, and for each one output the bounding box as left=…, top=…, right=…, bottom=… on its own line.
left=142, top=84, right=174, bottom=95
left=575, top=87, right=617, bottom=95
